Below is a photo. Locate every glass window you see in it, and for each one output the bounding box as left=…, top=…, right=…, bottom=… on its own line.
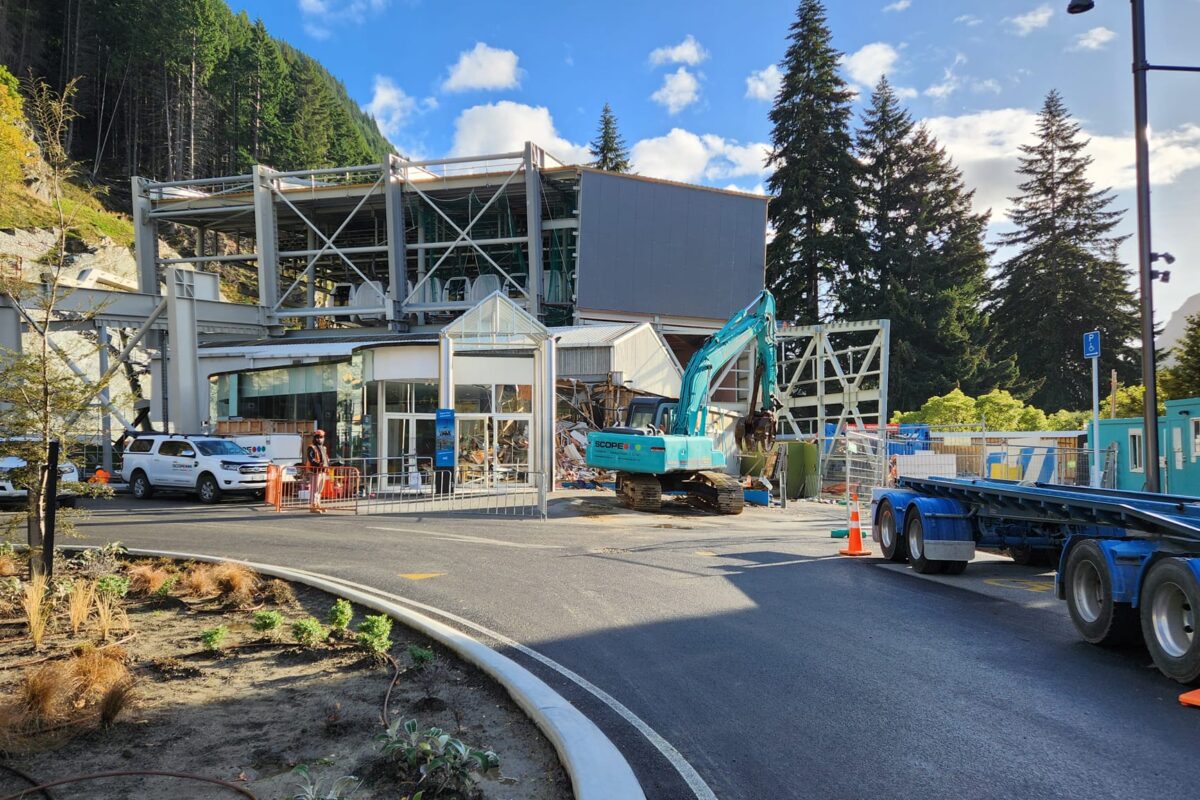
left=195, top=440, right=249, bottom=456
left=1129, top=430, right=1144, bottom=472
left=385, top=382, right=407, bottom=413
left=384, top=381, right=439, bottom=414
left=159, top=441, right=194, bottom=457
left=455, top=384, right=491, bottom=413
left=413, top=381, right=438, bottom=413
left=497, top=384, right=532, bottom=413
left=1193, top=419, right=1200, bottom=461
left=127, top=438, right=153, bottom=453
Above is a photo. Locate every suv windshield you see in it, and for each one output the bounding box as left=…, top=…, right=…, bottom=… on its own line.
left=195, top=440, right=250, bottom=456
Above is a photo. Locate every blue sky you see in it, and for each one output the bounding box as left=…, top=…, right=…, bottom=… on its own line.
left=233, top=0, right=1200, bottom=322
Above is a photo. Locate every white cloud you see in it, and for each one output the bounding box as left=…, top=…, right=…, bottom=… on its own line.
left=297, top=0, right=388, bottom=37
left=923, top=109, right=1200, bottom=219
left=448, top=101, right=591, bottom=164
left=651, top=67, right=701, bottom=114
left=972, top=78, right=1002, bottom=94
left=649, top=35, right=709, bottom=67
left=724, top=183, right=768, bottom=196
left=363, top=75, right=417, bottom=140
left=883, top=0, right=911, bottom=11
left=1072, top=26, right=1117, bottom=51
left=442, top=43, right=522, bottom=92
left=1007, top=5, right=1053, bottom=36
left=895, top=86, right=919, bottom=100
left=843, top=42, right=900, bottom=88
left=954, top=14, right=981, bottom=26
left=924, top=53, right=967, bottom=100
left=631, top=128, right=768, bottom=183
left=745, top=65, right=782, bottom=101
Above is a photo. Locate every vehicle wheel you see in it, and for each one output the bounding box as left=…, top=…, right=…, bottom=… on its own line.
left=1064, top=540, right=1139, bottom=646
left=1009, top=545, right=1037, bottom=566
left=1139, top=558, right=1200, bottom=684
left=877, top=500, right=906, bottom=562
left=130, top=471, right=154, bottom=500
left=905, top=513, right=943, bottom=574
left=941, top=560, right=968, bottom=575
left=197, top=474, right=221, bottom=504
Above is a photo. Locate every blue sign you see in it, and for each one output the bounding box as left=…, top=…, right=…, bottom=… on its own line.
left=1083, top=330, right=1101, bottom=360
left=435, top=408, right=455, bottom=468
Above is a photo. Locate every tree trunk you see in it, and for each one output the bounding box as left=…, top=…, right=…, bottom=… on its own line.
left=189, top=32, right=197, bottom=179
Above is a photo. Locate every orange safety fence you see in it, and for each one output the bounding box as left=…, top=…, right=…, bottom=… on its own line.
left=265, top=465, right=361, bottom=513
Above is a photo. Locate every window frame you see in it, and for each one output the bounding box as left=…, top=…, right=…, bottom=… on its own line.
left=1192, top=418, right=1200, bottom=463
left=1128, top=429, right=1144, bottom=473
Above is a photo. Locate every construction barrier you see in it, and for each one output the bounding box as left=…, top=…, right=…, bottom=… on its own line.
left=838, top=493, right=871, bottom=557
left=267, top=466, right=361, bottom=513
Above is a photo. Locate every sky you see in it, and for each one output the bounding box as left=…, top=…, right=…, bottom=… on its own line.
left=232, top=0, right=1200, bottom=325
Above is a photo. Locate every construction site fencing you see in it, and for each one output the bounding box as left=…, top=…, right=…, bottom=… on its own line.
left=265, top=457, right=546, bottom=518
left=819, top=430, right=887, bottom=501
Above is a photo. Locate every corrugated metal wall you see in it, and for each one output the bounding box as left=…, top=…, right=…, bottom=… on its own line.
left=575, top=171, right=767, bottom=322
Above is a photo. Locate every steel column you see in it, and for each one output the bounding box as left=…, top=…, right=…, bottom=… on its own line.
left=252, top=165, right=280, bottom=311
left=384, top=155, right=408, bottom=329
left=131, top=176, right=159, bottom=294
left=524, top=142, right=544, bottom=320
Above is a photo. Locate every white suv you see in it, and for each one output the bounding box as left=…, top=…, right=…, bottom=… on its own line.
left=0, top=452, right=80, bottom=508
left=121, top=435, right=270, bottom=504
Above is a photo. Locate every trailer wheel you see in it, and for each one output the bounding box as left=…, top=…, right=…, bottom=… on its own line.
left=905, top=513, right=943, bottom=574
left=1139, top=559, right=1200, bottom=684
left=1064, top=540, right=1139, bottom=646
left=877, top=500, right=905, bottom=562
left=941, top=561, right=968, bottom=575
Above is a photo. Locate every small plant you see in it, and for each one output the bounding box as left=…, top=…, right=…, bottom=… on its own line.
left=20, top=662, right=73, bottom=726
left=252, top=610, right=283, bottom=636
left=95, top=574, right=130, bottom=599
left=93, top=594, right=128, bottom=642
left=98, top=680, right=134, bottom=727
left=0, top=544, right=20, bottom=578
left=291, top=617, right=327, bottom=648
left=70, top=542, right=126, bottom=578
left=211, top=562, right=260, bottom=607
left=69, top=646, right=130, bottom=704
left=67, top=580, right=95, bottom=635
left=378, top=718, right=499, bottom=795
left=290, top=764, right=362, bottom=800
left=407, top=644, right=435, bottom=669
left=200, top=625, right=229, bottom=652
left=179, top=563, right=218, bottom=597
left=127, top=562, right=174, bottom=595
left=152, top=574, right=179, bottom=599
left=21, top=571, right=53, bottom=650
left=327, top=598, right=353, bottom=631
left=356, top=614, right=392, bottom=655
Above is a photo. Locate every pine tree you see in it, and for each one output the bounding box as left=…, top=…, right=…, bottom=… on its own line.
left=1162, top=313, right=1200, bottom=399
left=588, top=103, right=631, bottom=172
left=843, top=77, right=1014, bottom=410
left=991, top=91, right=1140, bottom=411
left=765, top=0, right=859, bottom=324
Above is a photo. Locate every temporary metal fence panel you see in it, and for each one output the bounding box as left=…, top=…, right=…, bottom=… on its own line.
left=265, top=458, right=546, bottom=518
left=820, top=430, right=887, bottom=500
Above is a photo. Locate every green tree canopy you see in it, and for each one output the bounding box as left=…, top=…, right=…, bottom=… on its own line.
left=588, top=103, right=631, bottom=173
left=1161, top=313, right=1200, bottom=400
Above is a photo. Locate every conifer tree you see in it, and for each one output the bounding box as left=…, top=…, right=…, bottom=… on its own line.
left=765, top=0, right=859, bottom=324
left=588, top=103, right=631, bottom=173
left=991, top=91, right=1140, bottom=411
left=843, top=77, right=1013, bottom=410
left=1162, top=313, right=1200, bottom=399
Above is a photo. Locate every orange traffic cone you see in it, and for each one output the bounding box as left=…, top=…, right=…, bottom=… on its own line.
left=839, top=493, right=872, bottom=557
left=1180, top=689, right=1200, bottom=708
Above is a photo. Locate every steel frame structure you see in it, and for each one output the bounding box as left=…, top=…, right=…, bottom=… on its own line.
left=774, top=319, right=890, bottom=440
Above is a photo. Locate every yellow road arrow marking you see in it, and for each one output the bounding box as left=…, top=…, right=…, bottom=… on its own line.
left=399, top=572, right=446, bottom=581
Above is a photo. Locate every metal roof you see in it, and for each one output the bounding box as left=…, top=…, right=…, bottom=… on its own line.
left=548, top=323, right=643, bottom=348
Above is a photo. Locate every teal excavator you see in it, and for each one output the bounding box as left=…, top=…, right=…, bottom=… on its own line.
left=585, top=290, right=778, bottom=514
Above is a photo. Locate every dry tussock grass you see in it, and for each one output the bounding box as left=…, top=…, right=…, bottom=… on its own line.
left=211, top=562, right=260, bottom=606
left=0, top=552, right=19, bottom=577
left=67, top=579, right=95, bottom=635
left=98, top=680, right=134, bottom=727
left=20, top=663, right=73, bottom=725
left=93, top=594, right=128, bottom=641
left=126, top=562, right=173, bottom=595
left=21, top=571, right=53, bottom=650
left=264, top=578, right=297, bottom=606
left=69, top=646, right=130, bottom=704
left=179, top=563, right=218, bottom=597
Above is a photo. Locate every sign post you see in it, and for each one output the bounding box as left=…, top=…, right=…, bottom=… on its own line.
left=434, top=408, right=455, bottom=494
left=1083, top=331, right=1101, bottom=487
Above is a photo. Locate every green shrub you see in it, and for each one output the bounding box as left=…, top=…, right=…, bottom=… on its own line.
left=407, top=644, right=435, bottom=669
left=200, top=625, right=229, bottom=651
left=327, top=598, right=353, bottom=631
left=355, top=614, right=392, bottom=654
left=378, top=718, right=498, bottom=795
left=252, top=610, right=283, bottom=634
left=289, top=764, right=361, bottom=800
left=152, top=574, right=179, bottom=598
left=96, top=574, right=130, bottom=599
left=292, top=617, right=327, bottom=648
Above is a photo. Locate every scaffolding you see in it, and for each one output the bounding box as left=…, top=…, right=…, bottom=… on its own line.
left=131, top=143, right=582, bottom=331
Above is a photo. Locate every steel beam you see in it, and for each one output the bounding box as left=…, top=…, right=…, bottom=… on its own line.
left=524, top=142, right=544, bottom=320
left=166, top=268, right=205, bottom=433
left=383, top=154, right=407, bottom=328
left=131, top=176, right=159, bottom=294
left=253, top=165, right=280, bottom=310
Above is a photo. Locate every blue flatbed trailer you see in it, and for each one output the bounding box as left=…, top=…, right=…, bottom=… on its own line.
left=870, top=477, right=1200, bottom=683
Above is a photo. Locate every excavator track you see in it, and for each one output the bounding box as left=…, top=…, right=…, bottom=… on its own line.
left=691, top=470, right=745, bottom=515
left=618, top=473, right=663, bottom=512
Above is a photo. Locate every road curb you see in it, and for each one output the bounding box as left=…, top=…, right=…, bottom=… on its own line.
left=62, top=545, right=646, bottom=800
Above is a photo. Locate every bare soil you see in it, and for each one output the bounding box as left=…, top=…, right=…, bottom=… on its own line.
left=0, top=557, right=571, bottom=800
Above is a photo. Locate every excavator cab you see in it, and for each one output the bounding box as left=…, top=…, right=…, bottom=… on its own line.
left=623, top=397, right=676, bottom=434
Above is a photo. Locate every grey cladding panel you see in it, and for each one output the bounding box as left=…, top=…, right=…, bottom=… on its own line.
left=577, top=171, right=767, bottom=322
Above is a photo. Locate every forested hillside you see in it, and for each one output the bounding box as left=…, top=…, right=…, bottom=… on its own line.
left=0, top=0, right=392, bottom=188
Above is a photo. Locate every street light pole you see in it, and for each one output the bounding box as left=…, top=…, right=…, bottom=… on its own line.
left=1129, top=0, right=1160, bottom=492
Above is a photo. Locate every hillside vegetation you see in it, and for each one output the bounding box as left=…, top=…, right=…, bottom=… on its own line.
left=1, top=0, right=393, bottom=187
left=0, top=66, right=133, bottom=246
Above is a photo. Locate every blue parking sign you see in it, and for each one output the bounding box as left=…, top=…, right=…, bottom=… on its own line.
left=1082, top=330, right=1101, bottom=359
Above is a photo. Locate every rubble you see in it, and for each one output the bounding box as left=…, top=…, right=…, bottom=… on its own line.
left=556, top=421, right=613, bottom=487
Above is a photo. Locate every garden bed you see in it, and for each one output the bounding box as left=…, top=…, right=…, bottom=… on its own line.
left=0, top=544, right=571, bottom=799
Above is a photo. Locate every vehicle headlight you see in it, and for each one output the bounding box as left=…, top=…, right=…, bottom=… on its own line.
left=220, top=461, right=241, bottom=472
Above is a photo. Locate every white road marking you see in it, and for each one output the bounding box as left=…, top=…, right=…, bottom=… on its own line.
left=288, top=567, right=718, bottom=800
left=365, top=526, right=563, bottom=550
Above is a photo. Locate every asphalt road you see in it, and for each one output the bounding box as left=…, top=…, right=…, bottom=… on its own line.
left=62, top=493, right=1200, bottom=800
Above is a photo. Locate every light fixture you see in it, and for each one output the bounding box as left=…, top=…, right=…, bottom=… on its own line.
left=1151, top=251, right=1176, bottom=265
left=1150, top=270, right=1171, bottom=283
left=1067, top=0, right=1096, bottom=13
